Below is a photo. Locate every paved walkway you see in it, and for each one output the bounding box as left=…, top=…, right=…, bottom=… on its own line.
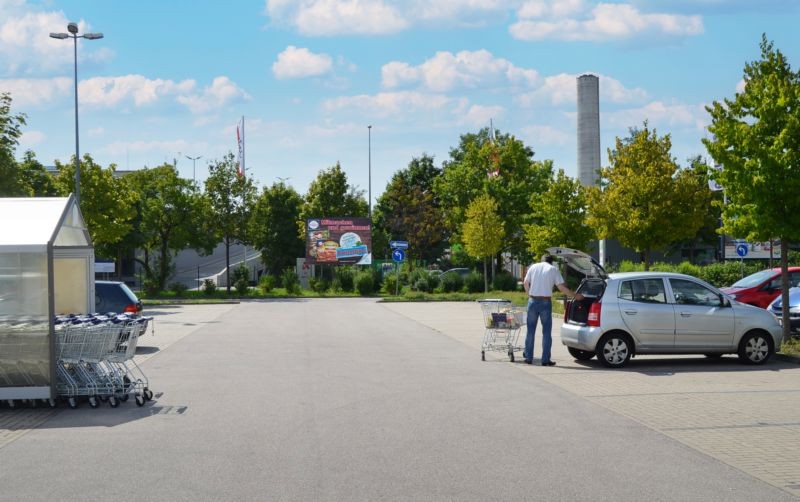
left=382, top=301, right=800, bottom=498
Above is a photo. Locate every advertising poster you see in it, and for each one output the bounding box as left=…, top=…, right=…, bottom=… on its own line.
left=306, top=217, right=372, bottom=265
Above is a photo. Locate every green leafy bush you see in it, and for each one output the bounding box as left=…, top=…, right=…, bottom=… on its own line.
left=235, top=277, right=249, bottom=295
left=336, top=267, right=355, bottom=292
left=233, top=265, right=249, bottom=284
left=170, top=281, right=188, bottom=295
left=697, top=261, right=760, bottom=288
left=309, top=277, right=330, bottom=294
left=202, top=279, right=216, bottom=295
left=355, top=271, right=374, bottom=296
left=441, top=272, right=465, bottom=293
left=259, top=275, right=275, bottom=294
left=492, top=271, right=518, bottom=291
left=281, top=268, right=301, bottom=294
left=464, top=272, right=484, bottom=293
left=383, top=272, right=399, bottom=294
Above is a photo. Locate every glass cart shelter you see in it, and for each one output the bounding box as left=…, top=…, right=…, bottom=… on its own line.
left=0, top=196, right=93, bottom=402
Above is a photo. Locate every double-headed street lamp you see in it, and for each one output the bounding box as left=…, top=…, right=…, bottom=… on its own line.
left=185, top=155, right=202, bottom=185
left=50, top=22, right=103, bottom=206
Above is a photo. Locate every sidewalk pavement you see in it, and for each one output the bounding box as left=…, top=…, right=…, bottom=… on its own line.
left=381, top=301, right=800, bottom=499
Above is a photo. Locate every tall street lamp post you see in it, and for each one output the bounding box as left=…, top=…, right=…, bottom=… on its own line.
left=368, top=125, right=372, bottom=218
left=50, top=22, right=103, bottom=207
left=185, top=155, right=202, bottom=185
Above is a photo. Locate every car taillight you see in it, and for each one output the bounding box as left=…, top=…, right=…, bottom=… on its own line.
left=587, top=302, right=601, bottom=327
left=564, top=299, right=571, bottom=322
left=123, top=304, right=140, bottom=314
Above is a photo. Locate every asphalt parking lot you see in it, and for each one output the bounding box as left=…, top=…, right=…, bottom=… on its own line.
left=1, top=299, right=798, bottom=501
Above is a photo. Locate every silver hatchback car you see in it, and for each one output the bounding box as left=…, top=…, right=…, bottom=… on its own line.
left=550, top=247, right=783, bottom=368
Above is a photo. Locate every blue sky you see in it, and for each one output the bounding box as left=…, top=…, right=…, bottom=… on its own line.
left=2, top=0, right=799, bottom=207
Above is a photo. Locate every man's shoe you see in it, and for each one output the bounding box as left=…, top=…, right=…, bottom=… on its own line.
left=523, top=359, right=533, bottom=365
left=541, top=361, right=556, bottom=367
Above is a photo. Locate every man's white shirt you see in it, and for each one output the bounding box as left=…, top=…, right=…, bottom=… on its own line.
left=525, top=262, right=564, bottom=296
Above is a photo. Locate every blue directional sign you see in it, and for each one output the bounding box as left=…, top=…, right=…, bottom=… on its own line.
left=392, top=249, right=406, bottom=262
left=390, top=240, right=409, bottom=249
left=736, top=243, right=748, bottom=257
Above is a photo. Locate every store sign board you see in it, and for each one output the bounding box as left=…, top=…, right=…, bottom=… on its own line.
left=305, top=217, right=372, bottom=265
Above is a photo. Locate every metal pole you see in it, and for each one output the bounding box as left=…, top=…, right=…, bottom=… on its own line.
left=72, top=34, right=81, bottom=206
left=368, top=125, right=372, bottom=218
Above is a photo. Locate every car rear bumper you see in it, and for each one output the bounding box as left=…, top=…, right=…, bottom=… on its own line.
left=560, top=322, right=603, bottom=351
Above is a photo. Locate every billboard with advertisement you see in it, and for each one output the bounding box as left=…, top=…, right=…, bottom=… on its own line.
left=724, top=237, right=781, bottom=260
left=305, top=217, right=372, bottom=265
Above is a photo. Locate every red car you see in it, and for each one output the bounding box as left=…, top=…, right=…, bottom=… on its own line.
left=720, top=267, right=800, bottom=308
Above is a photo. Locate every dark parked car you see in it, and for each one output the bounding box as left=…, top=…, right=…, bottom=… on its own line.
left=95, top=281, right=143, bottom=315
left=768, top=287, right=800, bottom=335
left=720, top=267, right=800, bottom=309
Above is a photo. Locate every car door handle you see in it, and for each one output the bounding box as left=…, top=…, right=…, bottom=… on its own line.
left=680, top=312, right=692, bottom=317
left=624, top=310, right=637, bottom=315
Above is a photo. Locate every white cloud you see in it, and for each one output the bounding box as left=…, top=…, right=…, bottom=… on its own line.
left=516, top=73, right=647, bottom=106
left=510, top=1, right=703, bottom=42
left=80, top=75, right=195, bottom=107
left=410, top=0, right=507, bottom=24
left=175, top=76, right=251, bottom=114
left=19, top=129, right=45, bottom=147
left=0, top=77, right=71, bottom=106
left=460, top=104, right=505, bottom=127
left=606, top=100, right=709, bottom=130
left=0, top=9, right=113, bottom=76
left=88, top=127, right=105, bottom=137
left=381, top=50, right=539, bottom=92
left=521, top=124, right=571, bottom=146
left=736, top=78, right=746, bottom=93
left=266, top=0, right=408, bottom=36
left=323, top=91, right=453, bottom=117
left=273, top=46, right=334, bottom=79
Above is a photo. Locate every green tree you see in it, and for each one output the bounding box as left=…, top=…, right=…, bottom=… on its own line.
left=17, top=151, right=58, bottom=196
left=434, top=128, right=551, bottom=263
left=0, top=92, right=27, bottom=196
left=587, top=124, right=707, bottom=270
left=665, top=156, right=719, bottom=263
left=704, top=35, right=800, bottom=341
left=373, top=155, right=447, bottom=265
left=526, top=169, right=595, bottom=257
left=299, top=162, right=368, bottom=225
left=127, top=164, right=216, bottom=291
left=53, top=154, right=137, bottom=260
left=250, top=180, right=305, bottom=276
left=462, top=194, right=505, bottom=292
left=205, top=152, right=258, bottom=293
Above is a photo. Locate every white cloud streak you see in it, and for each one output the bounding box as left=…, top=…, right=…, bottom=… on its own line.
left=510, top=0, right=703, bottom=42
left=382, top=50, right=539, bottom=92
left=0, top=9, right=113, bottom=75
left=272, top=46, right=334, bottom=79
left=606, top=100, right=709, bottom=130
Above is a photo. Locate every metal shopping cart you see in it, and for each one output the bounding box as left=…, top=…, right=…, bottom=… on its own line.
left=54, top=313, right=154, bottom=408
left=478, top=299, right=526, bottom=362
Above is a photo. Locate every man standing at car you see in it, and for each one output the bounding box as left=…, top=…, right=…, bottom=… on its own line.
left=523, top=253, right=583, bottom=366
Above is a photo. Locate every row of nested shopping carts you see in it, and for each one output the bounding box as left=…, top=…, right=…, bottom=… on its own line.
left=55, top=313, right=154, bottom=408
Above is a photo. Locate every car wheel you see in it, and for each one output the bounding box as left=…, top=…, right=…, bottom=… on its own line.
left=596, top=333, right=633, bottom=368
left=737, top=331, right=773, bottom=365
left=568, top=347, right=595, bottom=361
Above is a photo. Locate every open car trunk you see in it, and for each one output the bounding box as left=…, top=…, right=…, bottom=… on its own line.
left=546, top=247, right=608, bottom=326
left=566, top=278, right=606, bottom=325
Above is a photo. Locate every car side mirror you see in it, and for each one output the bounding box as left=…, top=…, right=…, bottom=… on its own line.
left=720, top=295, right=731, bottom=308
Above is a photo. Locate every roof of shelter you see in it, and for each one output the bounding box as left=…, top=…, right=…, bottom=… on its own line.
left=0, top=196, right=91, bottom=249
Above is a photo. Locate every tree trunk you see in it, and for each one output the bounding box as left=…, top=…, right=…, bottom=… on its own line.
left=483, top=257, right=488, bottom=293
left=780, top=238, right=790, bottom=343
left=225, top=237, right=231, bottom=293
left=643, top=250, right=651, bottom=271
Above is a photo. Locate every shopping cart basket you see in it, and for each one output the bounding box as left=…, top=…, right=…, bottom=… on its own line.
left=478, top=299, right=526, bottom=362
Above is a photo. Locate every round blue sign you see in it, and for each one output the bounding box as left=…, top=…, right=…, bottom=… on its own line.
left=392, top=249, right=405, bottom=262
left=736, top=243, right=748, bottom=257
